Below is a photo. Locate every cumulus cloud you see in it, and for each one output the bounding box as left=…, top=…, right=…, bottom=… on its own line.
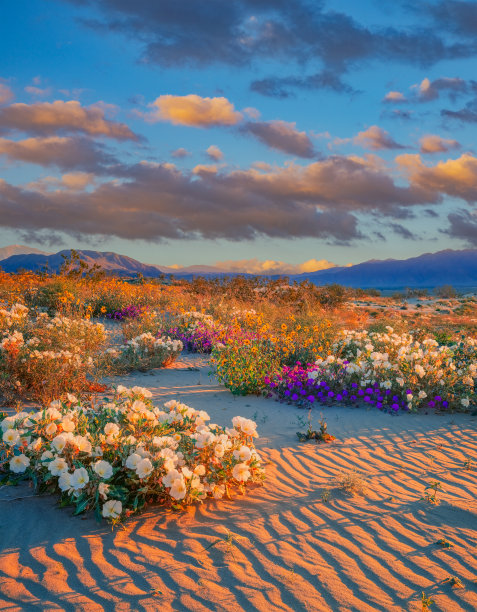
left=445, top=209, right=477, bottom=245
left=0, top=153, right=439, bottom=243
left=242, top=120, right=316, bottom=158
left=27, top=172, right=96, bottom=192
left=171, top=147, right=191, bottom=158
left=419, top=134, right=461, bottom=154
left=383, top=91, right=407, bottom=103
left=141, top=94, right=242, bottom=127
left=0, top=83, right=13, bottom=105
left=0, top=100, right=139, bottom=140
left=206, top=145, right=223, bottom=161
left=415, top=76, right=470, bottom=101
left=214, top=258, right=339, bottom=275
left=354, top=126, right=405, bottom=150
left=397, top=152, right=477, bottom=201
left=0, top=135, right=118, bottom=172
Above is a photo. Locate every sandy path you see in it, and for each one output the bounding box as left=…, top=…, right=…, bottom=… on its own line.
left=1, top=354, right=476, bottom=611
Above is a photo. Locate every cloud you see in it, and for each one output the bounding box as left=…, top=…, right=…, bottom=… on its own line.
left=419, top=134, right=461, bottom=154
left=0, top=83, right=13, bottom=105
left=383, top=91, right=407, bottom=103
left=25, top=86, right=52, bottom=98
left=27, top=172, right=96, bottom=192
left=60, top=0, right=477, bottom=90
left=242, top=120, right=316, bottom=158
left=0, top=100, right=139, bottom=140
left=415, top=76, right=470, bottom=101
left=425, top=1, right=477, bottom=37
left=141, top=95, right=242, bottom=127
left=171, top=147, right=191, bottom=158
left=250, top=70, right=356, bottom=98
left=0, top=135, right=118, bottom=172
left=206, top=145, right=223, bottom=161
left=214, top=258, right=339, bottom=275
left=354, top=126, right=405, bottom=150
left=445, top=209, right=477, bottom=245
left=0, top=153, right=439, bottom=244
left=397, top=152, right=477, bottom=201
left=441, top=97, right=477, bottom=123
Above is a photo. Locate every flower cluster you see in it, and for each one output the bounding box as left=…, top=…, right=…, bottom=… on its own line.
left=0, top=387, right=264, bottom=521
left=107, top=304, right=148, bottom=320
left=266, top=327, right=476, bottom=412
left=113, top=333, right=183, bottom=372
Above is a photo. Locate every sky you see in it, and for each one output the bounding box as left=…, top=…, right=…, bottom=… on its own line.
left=1, top=0, right=477, bottom=272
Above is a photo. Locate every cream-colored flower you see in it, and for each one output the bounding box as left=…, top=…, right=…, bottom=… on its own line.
left=61, top=417, right=75, bottom=433
left=136, top=458, right=153, bottom=480
left=9, top=454, right=30, bottom=473
left=125, top=453, right=141, bottom=469
left=94, top=460, right=113, bottom=480
left=49, top=456, right=68, bottom=476
left=104, top=422, right=119, bottom=438
left=98, top=482, right=110, bottom=500
left=232, top=463, right=251, bottom=482
left=70, top=467, right=89, bottom=490
left=45, top=422, right=58, bottom=436
left=233, top=445, right=252, bottom=462
left=169, top=477, right=187, bottom=500
left=3, top=428, right=19, bottom=446
left=102, top=499, right=122, bottom=519
left=52, top=434, right=67, bottom=452
left=58, top=471, right=72, bottom=492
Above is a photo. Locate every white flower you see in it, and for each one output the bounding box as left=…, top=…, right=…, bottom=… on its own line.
left=94, top=460, right=113, bottom=480
left=66, top=394, right=78, bottom=404
left=2, top=428, right=20, bottom=446
left=104, top=422, right=119, bottom=438
left=9, top=454, right=30, bottom=473
left=136, top=458, right=153, bottom=480
left=211, top=484, right=225, bottom=499
left=70, top=467, right=89, bottom=490
left=233, top=445, right=252, bottom=462
left=461, top=398, right=470, bottom=408
left=52, top=434, right=67, bottom=452
left=194, top=464, right=206, bottom=476
left=41, top=450, right=54, bottom=462
left=45, top=423, right=58, bottom=436
left=102, top=499, right=122, bottom=519
left=418, top=391, right=427, bottom=399
left=125, top=453, right=142, bottom=469
left=49, top=456, right=68, bottom=476
left=169, top=477, right=187, bottom=500
left=98, top=482, right=110, bottom=500
left=74, top=436, right=92, bottom=454
left=58, top=471, right=72, bottom=492
left=232, top=463, right=251, bottom=482
left=61, top=417, right=75, bottom=433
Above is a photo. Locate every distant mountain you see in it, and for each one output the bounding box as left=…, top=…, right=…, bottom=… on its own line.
left=0, top=249, right=165, bottom=278
left=292, top=249, right=477, bottom=288
left=0, top=244, right=51, bottom=261
left=0, top=246, right=476, bottom=288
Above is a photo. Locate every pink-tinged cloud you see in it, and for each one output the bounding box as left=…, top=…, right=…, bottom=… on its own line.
left=354, top=125, right=405, bottom=150
left=142, top=94, right=243, bottom=127
left=171, top=147, right=191, bottom=158
left=0, top=155, right=438, bottom=244
left=28, top=172, right=96, bottom=192
left=0, top=135, right=117, bottom=172
left=214, top=258, right=338, bottom=275
left=0, top=100, right=139, bottom=140
left=242, top=120, right=316, bottom=158
left=416, top=77, right=467, bottom=101
left=206, top=145, right=224, bottom=161
left=397, top=153, right=477, bottom=201
left=383, top=91, right=407, bottom=103
left=419, top=134, right=461, bottom=154
left=0, top=84, right=13, bottom=105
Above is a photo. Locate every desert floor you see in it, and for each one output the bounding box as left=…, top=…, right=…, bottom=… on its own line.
left=1, top=354, right=476, bottom=612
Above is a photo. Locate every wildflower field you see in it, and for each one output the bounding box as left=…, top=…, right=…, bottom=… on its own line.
left=0, top=266, right=476, bottom=526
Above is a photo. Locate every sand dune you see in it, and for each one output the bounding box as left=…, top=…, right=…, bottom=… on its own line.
left=1, top=355, right=476, bottom=611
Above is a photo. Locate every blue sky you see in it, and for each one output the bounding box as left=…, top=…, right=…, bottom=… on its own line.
left=1, top=0, right=477, bottom=272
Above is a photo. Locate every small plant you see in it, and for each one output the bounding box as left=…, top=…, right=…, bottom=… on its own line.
left=422, top=481, right=443, bottom=505
left=203, top=528, right=249, bottom=561
left=332, top=469, right=368, bottom=497
left=321, top=487, right=331, bottom=503
left=296, top=410, right=336, bottom=443
left=421, top=591, right=434, bottom=611
left=435, top=538, right=454, bottom=548
left=463, top=457, right=475, bottom=471
left=443, top=575, right=464, bottom=588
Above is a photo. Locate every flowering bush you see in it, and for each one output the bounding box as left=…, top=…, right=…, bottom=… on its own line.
left=107, top=304, right=149, bottom=320
left=0, top=306, right=107, bottom=404
left=266, top=327, right=476, bottom=412
left=0, top=387, right=264, bottom=522
left=111, top=333, right=183, bottom=372
left=165, top=311, right=222, bottom=353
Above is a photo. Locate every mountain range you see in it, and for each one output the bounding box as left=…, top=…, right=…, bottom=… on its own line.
left=0, top=246, right=476, bottom=288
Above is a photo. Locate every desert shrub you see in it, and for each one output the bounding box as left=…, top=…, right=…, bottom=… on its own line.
left=0, top=387, right=264, bottom=522
left=112, top=333, right=182, bottom=372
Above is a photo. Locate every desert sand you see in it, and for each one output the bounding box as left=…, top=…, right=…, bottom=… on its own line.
left=1, top=354, right=476, bottom=611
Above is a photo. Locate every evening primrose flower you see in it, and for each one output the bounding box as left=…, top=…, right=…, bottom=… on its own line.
left=52, top=434, right=67, bottom=452
left=45, top=423, right=58, bottom=436
left=232, top=463, right=251, bottom=482
left=58, top=471, right=72, bottom=492
left=233, top=445, right=252, bottom=462
left=3, top=428, right=20, bottom=446
left=102, top=499, right=122, bottom=519
left=136, top=458, right=153, bottom=479
left=125, top=453, right=142, bottom=470
left=104, top=422, right=119, bottom=438
left=61, top=417, right=75, bottom=433
left=98, top=482, right=110, bottom=500
left=9, top=454, right=30, bottom=473
left=70, top=467, right=89, bottom=490
left=170, top=477, right=187, bottom=500
left=94, top=460, right=113, bottom=480
left=49, top=456, right=68, bottom=476
left=41, top=450, right=54, bottom=462
left=461, top=398, right=470, bottom=408
left=162, top=469, right=180, bottom=488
